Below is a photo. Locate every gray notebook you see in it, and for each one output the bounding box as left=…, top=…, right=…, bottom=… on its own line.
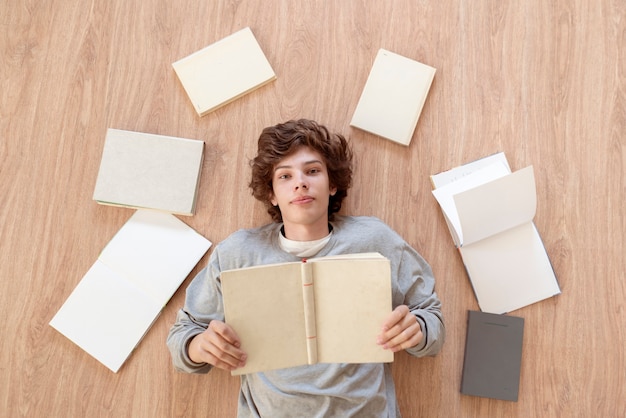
left=460, top=310, right=524, bottom=401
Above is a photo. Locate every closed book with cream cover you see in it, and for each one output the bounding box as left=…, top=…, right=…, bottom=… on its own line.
left=93, top=128, right=204, bottom=216
left=350, top=48, right=435, bottom=146
left=172, top=27, right=276, bottom=116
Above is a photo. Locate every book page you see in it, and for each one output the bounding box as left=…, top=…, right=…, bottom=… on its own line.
left=459, top=222, right=560, bottom=314
left=432, top=162, right=511, bottom=246
left=222, top=262, right=309, bottom=375
left=430, top=152, right=510, bottom=189
left=49, top=210, right=211, bottom=372
left=311, top=257, right=393, bottom=364
left=49, top=260, right=162, bottom=373
left=455, top=166, right=537, bottom=246
left=99, top=210, right=212, bottom=305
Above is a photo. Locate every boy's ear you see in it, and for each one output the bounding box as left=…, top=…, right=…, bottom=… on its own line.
left=270, top=192, right=277, bottom=206
left=330, top=186, right=337, bottom=196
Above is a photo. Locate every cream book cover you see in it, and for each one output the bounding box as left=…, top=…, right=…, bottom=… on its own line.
left=431, top=154, right=560, bottom=314
left=93, top=129, right=205, bottom=216
left=350, top=48, right=436, bottom=146
left=49, top=210, right=212, bottom=372
left=221, top=253, right=393, bottom=375
left=172, top=27, right=276, bottom=116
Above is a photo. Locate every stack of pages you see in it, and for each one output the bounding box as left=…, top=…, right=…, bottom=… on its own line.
left=431, top=152, right=561, bottom=314
left=50, top=210, right=212, bottom=372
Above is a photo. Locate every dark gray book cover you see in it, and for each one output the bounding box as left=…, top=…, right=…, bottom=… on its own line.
left=460, top=310, right=524, bottom=401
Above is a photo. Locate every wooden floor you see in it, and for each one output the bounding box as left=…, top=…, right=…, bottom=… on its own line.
left=2, top=1, right=624, bottom=416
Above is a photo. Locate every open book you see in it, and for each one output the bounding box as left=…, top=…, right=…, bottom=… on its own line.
left=350, top=48, right=436, bottom=146
left=431, top=153, right=560, bottom=314
left=50, top=210, right=212, bottom=372
left=221, top=253, right=393, bottom=375
left=172, top=27, right=276, bottom=116
left=93, top=128, right=205, bottom=216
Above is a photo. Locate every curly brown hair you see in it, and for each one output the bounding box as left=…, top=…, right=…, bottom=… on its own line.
left=249, top=119, right=353, bottom=222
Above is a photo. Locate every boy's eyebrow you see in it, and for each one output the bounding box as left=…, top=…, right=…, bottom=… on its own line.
left=274, top=159, right=324, bottom=171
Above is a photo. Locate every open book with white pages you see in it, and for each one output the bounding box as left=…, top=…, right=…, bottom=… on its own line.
left=50, top=210, right=212, bottom=372
left=430, top=152, right=561, bottom=314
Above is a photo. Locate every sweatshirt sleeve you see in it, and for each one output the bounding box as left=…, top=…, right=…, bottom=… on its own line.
left=394, top=243, right=446, bottom=358
left=166, top=248, right=225, bottom=374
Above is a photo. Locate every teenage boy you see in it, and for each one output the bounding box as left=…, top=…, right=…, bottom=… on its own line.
left=167, top=119, right=445, bottom=417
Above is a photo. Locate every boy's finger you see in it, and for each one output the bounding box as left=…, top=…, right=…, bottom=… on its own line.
left=381, top=305, right=409, bottom=331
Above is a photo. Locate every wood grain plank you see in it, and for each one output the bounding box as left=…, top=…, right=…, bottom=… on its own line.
left=1, top=0, right=624, bottom=416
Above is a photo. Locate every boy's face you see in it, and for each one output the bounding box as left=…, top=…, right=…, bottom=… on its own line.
left=270, top=146, right=337, bottom=237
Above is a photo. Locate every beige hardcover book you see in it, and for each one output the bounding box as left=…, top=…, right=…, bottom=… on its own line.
left=93, top=128, right=204, bottom=216
left=221, top=253, right=394, bottom=375
left=172, top=27, right=276, bottom=116
left=430, top=154, right=561, bottom=314
left=50, top=210, right=212, bottom=372
left=350, top=48, right=436, bottom=146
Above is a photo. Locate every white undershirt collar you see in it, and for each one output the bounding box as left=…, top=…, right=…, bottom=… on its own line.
left=278, top=226, right=333, bottom=258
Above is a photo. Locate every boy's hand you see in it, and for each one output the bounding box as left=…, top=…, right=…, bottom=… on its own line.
left=377, top=305, right=423, bottom=352
left=188, top=320, right=247, bottom=371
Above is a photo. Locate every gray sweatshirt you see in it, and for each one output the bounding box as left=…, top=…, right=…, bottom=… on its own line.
left=167, top=216, right=445, bottom=417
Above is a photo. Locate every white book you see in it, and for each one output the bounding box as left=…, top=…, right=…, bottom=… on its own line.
left=350, top=48, right=436, bottom=146
left=50, top=210, right=212, bottom=372
left=173, top=27, right=276, bottom=116
left=431, top=154, right=560, bottom=314
left=93, top=129, right=205, bottom=216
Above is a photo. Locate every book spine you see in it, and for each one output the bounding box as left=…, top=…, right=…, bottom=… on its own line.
left=301, top=261, right=318, bottom=364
